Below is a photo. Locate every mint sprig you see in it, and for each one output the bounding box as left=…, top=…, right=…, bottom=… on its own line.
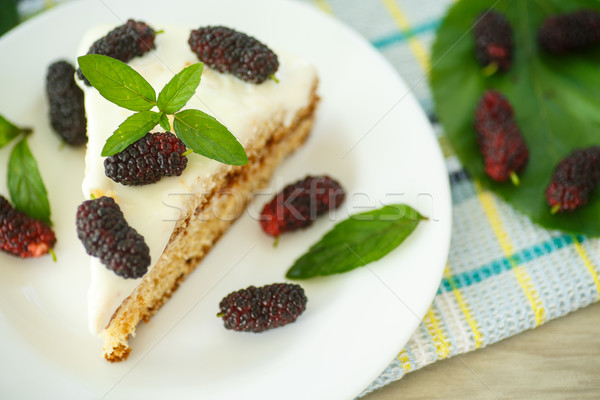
left=0, top=114, right=52, bottom=225
left=78, top=54, right=248, bottom=166
left=286, top=204, right=426, bottom=279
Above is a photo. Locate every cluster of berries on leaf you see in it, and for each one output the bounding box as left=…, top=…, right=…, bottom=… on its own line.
left=472, top=9, right=600, bottom=213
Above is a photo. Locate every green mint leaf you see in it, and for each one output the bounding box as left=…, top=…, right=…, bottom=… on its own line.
left=77, top=54, right=156, bottom=112
left=0, top=114, right=24, bottom=148
left=101, top=111, right=160, bottom=156
left=8, top=138, right=51, bottom=225
left=157, top=63, right=203, bottom=114
left=173, top=109, right=248, bottom=166
left=159, top=113, right=171, bottom=131
left=286, top=204, right=425, bottom=279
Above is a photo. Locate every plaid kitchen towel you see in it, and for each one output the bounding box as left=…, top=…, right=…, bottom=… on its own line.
left=11, top=0, right=600, bottom=397
left=302, top=0, right=600, bottom=397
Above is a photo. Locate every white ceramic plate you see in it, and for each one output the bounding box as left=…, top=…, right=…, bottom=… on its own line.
left=0, top=0, right=451, bottom=398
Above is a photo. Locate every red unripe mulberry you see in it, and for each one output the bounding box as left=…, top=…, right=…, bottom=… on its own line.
left=545, top=146, right=600, bottom=213
left=0, top=195, right=56, bottom=258
left=474, top=90, right=529, bottom=184
left=259, top=176, right=345, bottom=237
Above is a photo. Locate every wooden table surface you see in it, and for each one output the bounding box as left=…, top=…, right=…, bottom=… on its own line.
left=363, top=301, right=600, bottom=400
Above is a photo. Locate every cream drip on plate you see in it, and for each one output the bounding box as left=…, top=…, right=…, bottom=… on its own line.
left=78, top=24, right=317, bottom=334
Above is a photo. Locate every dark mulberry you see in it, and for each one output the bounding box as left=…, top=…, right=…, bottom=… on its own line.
left=260, top=176, right=345, bottom=237
left=104, top=132, right=188, bottom=186
left=0, top=195, right=56, bottom=258
left=77, top=19, right=156, bottom=86
left=46, top=60, right=87, bottom=146
left=474, top=90, right=529, bottom=184
left=538, top=10, right=600, bottom=54
left=76, top=196, right=150, bottom=279
left=474, top=11, right=514, bottom=72
left=218, top=283, right=307, bottom=332
left=188, top=26, right=279, bottom=84
left=545, top=146, right=600, bottom=213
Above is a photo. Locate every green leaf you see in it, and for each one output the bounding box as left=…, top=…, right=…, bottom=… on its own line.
left=173, top=109, right=248, bottom=166
left=0, top=0, right=18, bottom=36
left=101, top=111, right=160, bottom=156
left=157, top=63, right=203, bottom=114
left=159, top=113, right=171, bottom=131
left=0, top=114, right=24, bottom=148
left=286, top=204, right=425, bottom=279
left=8, top=138, right=51, bottom=225
left=77, top=54, right=156, bottom=112
left=431, top=0, right=600, bottom=237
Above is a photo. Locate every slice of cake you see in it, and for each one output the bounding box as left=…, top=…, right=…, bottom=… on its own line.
left=76, top=22, right=318, bottom=361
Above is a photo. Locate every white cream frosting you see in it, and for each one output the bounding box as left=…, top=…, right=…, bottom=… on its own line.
left=78, top=24, right=316, bottom=334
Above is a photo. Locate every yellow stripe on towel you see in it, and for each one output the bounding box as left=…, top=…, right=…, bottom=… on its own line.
left=422, top=307, right=451, bottom=359
left=397, top=350, right=413, bottom=373
left=381, top=0, right=431, bottom=71
left=314, top=0, right=333, bottom=14
left=572, top=235, right=600, bottom=300
left=474, top=182, right=546, bottom=326
left=444, top=264, right=483, bottom=348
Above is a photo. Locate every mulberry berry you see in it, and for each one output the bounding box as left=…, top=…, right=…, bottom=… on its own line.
left=0, top=195, right=56, bottom=258
left=474, top=11, right=514, bottom=72
left=46, top=60, right=87, bottom=146
left=188, top=26, right=279, bottom=84
left=218, top=283, right=307, bottom=332
left=260, top=176, right=345, bottom=237
left=76, top=196, right=150, bottom=279
left=545, top=146, right=600, bottom=213
left=77, top=19, right=156, bottom=86
left=538, top=10, right=600, bottom=54
left=474, top=90, right=529, bottom=184
left=104, top=132, right=188, bottom=186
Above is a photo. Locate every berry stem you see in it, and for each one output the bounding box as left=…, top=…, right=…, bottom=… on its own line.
left=509, top=171, right=520, bottom=186
left=273, top=236, right=280, bottom=248
left=48, top=248, right=57, bottom=262
left=269, top=74, right=280, bottom=84
left=550, top=204, right=561, bottom=215
left=155, top=29, right=165, bottom=35
left=181, top=149, right=194, bottom=157
left=482, top=62, right=499, bottom=77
